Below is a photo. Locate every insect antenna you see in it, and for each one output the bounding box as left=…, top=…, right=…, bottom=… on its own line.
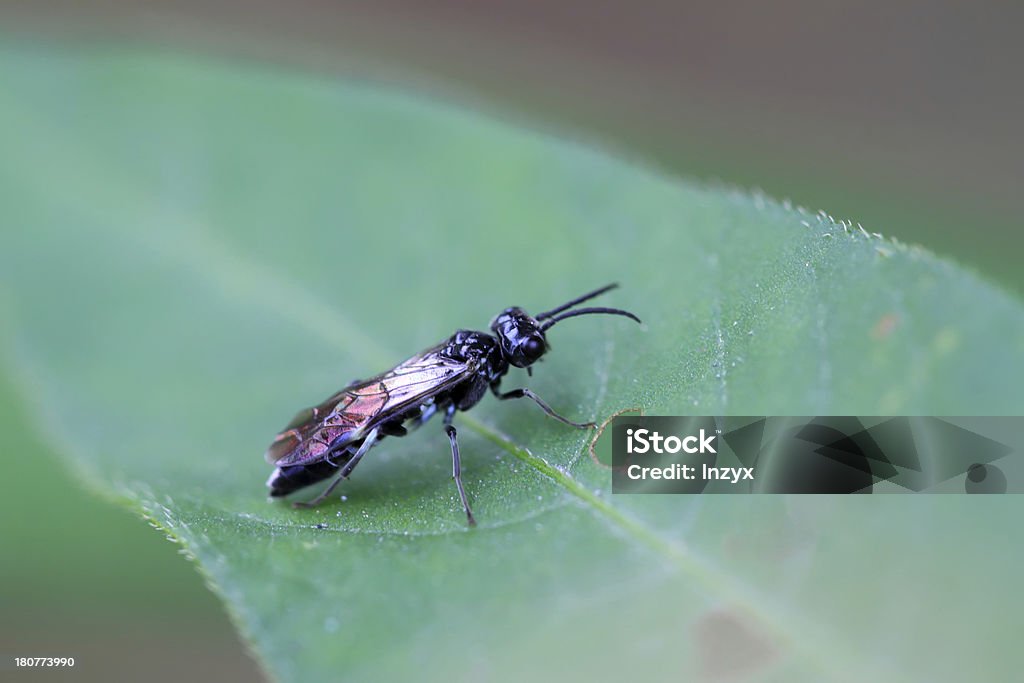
left=536, top=283, right=621, bottom=321
left=539, top=306, right=641, bottom=331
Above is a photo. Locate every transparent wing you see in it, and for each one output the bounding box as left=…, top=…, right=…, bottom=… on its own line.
left=265, top=348, right=478, bottom=467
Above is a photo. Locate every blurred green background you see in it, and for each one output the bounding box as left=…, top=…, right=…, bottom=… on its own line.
left=2, top=2, right=1021, bottom=681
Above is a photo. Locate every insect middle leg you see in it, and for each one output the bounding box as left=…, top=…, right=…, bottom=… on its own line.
left=293, top=427, right=380, bottom=509
left=444, top=406, right=477, bottom=527
left=489, top=383, right=595, bottom=429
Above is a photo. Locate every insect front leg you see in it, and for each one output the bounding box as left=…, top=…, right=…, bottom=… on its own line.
left=293, top=427, right=380, bottom=509
left=489, top=381, right=595, bottom=429
left=443, top=405, right=477, bottom=527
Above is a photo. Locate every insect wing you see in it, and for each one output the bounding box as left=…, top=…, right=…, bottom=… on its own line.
left=365, top=349, right=479, bottom=413
left=264, top=388, right=376, bottom=467
left=265, top=349, right=478, bottom=467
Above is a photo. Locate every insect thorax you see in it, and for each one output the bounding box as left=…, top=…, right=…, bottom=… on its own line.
left=444, top=330, right=507, bottom=382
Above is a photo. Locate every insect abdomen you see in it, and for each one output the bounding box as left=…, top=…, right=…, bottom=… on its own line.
left=267, top=459, right=347, bottom=497
left=266, top=458, right=342, bottom=497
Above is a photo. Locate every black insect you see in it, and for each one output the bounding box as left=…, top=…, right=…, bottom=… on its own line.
left=265, top=283, right=640, bottom=526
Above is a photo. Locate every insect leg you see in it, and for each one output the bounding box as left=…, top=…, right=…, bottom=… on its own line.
left=443, top=406, right=476, bottom=527
left=490, top=384, right=595, bottom=429
left=293, top=427, right=380, bottom=509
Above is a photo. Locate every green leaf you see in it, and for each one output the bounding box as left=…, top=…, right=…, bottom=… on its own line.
left=2, top=47, right=1022, bottom=682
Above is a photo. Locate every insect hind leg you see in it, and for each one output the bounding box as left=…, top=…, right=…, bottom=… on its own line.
left=293, top=428, right=380, bottom=509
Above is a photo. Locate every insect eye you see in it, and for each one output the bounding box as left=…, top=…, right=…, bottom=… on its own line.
left=523, top=337, right=545, bottom=361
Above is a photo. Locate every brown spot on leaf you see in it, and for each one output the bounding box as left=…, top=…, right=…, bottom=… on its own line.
left=587, top=405, right=644, bottom=469
left=693, top=609, right=779, bottom=681
left=871, top=313, right=899, bottom=340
